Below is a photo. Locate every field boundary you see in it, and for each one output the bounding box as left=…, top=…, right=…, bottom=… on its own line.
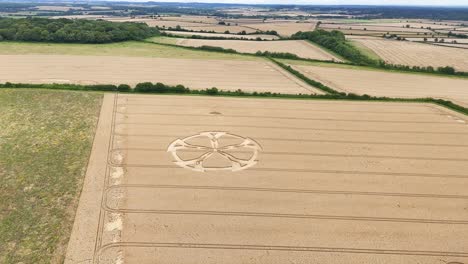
left=143, top=39, right=468, bottom=78
left=64, top=93, right=116, bottom=264
left=1, top=82, right=467, bottom=116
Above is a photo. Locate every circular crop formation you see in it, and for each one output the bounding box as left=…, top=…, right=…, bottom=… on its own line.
left=167, top=131, right=262, bottom=172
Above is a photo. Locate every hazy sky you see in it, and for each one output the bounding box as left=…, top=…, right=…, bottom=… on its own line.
left=148, top=0, right=468, bottom=6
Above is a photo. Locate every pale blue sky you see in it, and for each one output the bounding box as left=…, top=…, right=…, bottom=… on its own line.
left=144, top=0, right=468, bottom=6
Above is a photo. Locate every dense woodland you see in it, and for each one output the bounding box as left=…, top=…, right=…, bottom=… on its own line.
left=0, top=17, right=159, bottom=43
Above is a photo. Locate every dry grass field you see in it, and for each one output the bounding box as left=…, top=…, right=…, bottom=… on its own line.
left=0, top=55, right=319, bottom=94
left=287, top=61, right=468, bottom=106
left=175, top=39, right=343, bottom=61
left=348, top=37, right=468, bottom=71
left=0, top=41, right=258, bottom=60
left=243, top=22, right=317, bottom=36
left=0, top=89, right=102, bottom=263
left=66, top=94, right=468, bottom=264
left=163, top=31, right=280, bottom=40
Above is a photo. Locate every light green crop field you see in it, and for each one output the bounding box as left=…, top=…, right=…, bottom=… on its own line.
left=0, top=89, right=102, bottom=263
left=348, top=40, right=382, bottom=61
left=0, top=40, right=258, bottom=61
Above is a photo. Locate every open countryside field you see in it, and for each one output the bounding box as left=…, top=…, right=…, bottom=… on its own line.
left=286, top=61, right=468, bottom=106
left=0, top=41, right=258, bottom=61
left=319, top=23, right=433, bottom=33
left=163, top=30, right=280, bottom=40
left=243, top=22, right=317, bottom=36
left=0, top=55, right=319, bottom=94
left=0, top=89, right=102, bottom=263
left=174, top=39, right=343, bottom=61
left=183, top=25, right=258, bottom=34
left=406, top=38, right=468, bottom=44
left=159, top=15, right=220, bottom=24
left=348, top=36, right=468, bottom=72
left=66, top=94, right=468, bottom=264
left=104, top=18, right=209, bottom=28
left=353, top=22, right=460, bottom=29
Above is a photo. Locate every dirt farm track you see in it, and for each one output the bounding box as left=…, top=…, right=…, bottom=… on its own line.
left=65, top=93, right=468, bottom=264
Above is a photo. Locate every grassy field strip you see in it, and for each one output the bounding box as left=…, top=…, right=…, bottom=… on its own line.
left=0, top=89, right=102, bottom=263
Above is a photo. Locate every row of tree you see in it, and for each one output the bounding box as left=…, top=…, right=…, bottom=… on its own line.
left=0, top=17, right=159, bottom=43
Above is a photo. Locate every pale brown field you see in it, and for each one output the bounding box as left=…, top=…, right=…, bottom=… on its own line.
left=326, top=28, right=431, bottom=37
left=320, top=23, right=433, bottom=33
left=243, top=22, right=317, bottom=36
left=184, top=25, right=258, bottom=34
left=434, top=43, right=468, bottom=49
left=66, top=93, right=468, bottom=264
left=104, top=18, right=207, bottom=28
left=0, top=55, right=319, bottom=94
left=406, top=38, right=468, bottom=44
left=349, top=37, right=468, bottom=71
left=175, top=39, right=342, bottom=61
left=163, top=30, right=280, bottom=40
left=355, top=22, right=458, bottom=30
left=160, top=15, right=219, bottom=24
left=290, top=63, right=468, bottom=106
left=35, top=5, right=84, bottom=11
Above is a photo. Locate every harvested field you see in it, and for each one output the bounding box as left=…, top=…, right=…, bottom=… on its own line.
left=352, top=22, right=457, bottom=30
left=320, top=23, right=433, bottom=33
left=66, top=93, right=468, bottom=264
left=349, top=37, right=468, bottom=72
left=434, top=43, right=468, bottom=49
left=244, top=22, right=317, bottom=36
left=406, top=38, right=468, bottom=44
left=0, top=55, right=319, bottom=94
left=175, top=39, right=342, bottom=61
left=104, top=18, right=206, bottom=28
left=0, top=89, right=102, bottom=263
left=325, top=28, right=430, bottom=37
left=288, top=62, right=468, bottom=106
left=163, top=30, right=280, bottom=40
left=160, top=15, right=219, bottom=24
left=35, top=5, right=83, bottom=11
left=183, top=25, right=257, bottom=34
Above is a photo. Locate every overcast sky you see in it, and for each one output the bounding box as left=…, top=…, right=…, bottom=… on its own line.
left=145, top=0, right=468, bottom=6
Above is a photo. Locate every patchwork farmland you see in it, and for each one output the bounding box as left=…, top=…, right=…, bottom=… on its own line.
left=2, top=3, right=468, bottom=263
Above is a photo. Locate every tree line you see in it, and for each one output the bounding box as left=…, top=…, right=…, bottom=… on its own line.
left=0, top=17, right=159, bottom=43
left=292, top=30, right=377, bottom=65
left=291, top=29, right=464, bottom=76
